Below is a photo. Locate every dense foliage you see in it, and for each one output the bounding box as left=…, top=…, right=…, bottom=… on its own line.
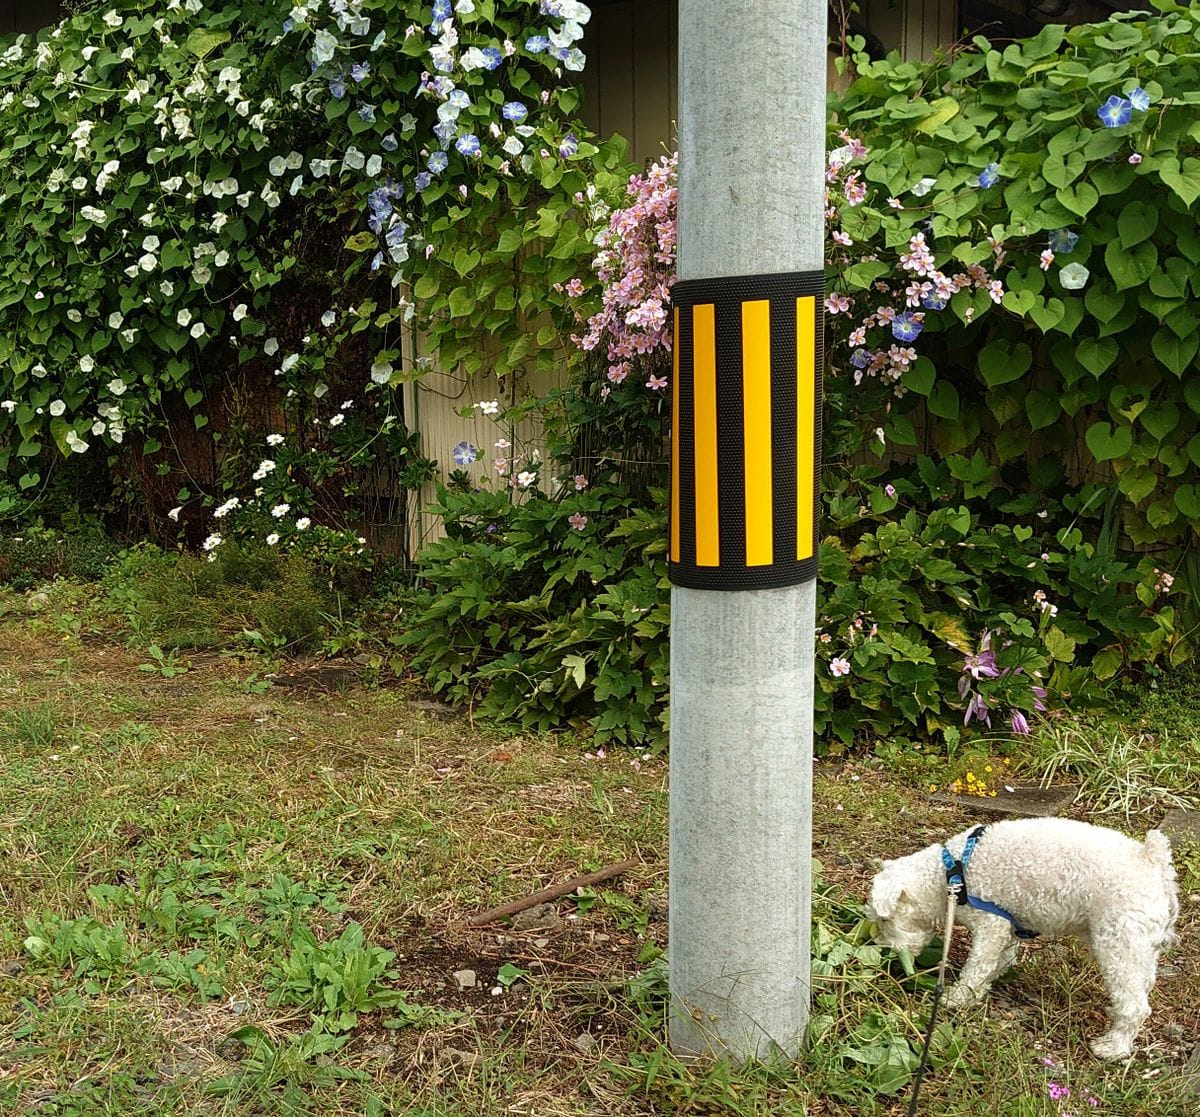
left=405, top=4, right=1195, bottom=750
left=0, top=0, right=626, bottom=553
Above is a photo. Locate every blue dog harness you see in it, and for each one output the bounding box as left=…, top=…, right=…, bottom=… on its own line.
left=940, top=825, right=1039, bottom=940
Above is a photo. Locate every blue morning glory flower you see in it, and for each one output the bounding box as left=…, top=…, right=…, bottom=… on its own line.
left=282, top=17, right=294, bottom=32
left=358, top=103, right=376, bottom=123
left=1097, top=95, right=1132, bottom=128
left=452, top=441, right=478, bottom=466
left=455, top=133, right=481, bottom=157
left=381, top=133, right=398, bottom=152
left=502, top=101, right=528, bottom=122
left=328, top=77, right=346, bottom=100
left=432, top=120, right=456, bottom=148
left=559, top=133, right=579, bottom=158
left=550, top=45, right=570, bottom=62
left=432, top=0, right=452, bottom=21
left=414, top=171, right=433, bottom=190
left=891, top=312, right=923, bottom=342
left=1129, top=86, right=1150, bottom=112
left=526, top=35, right=549, bottom=53
left=850, top=349, right=871, bottom=369
left=481, top=47, right=503, bottom=70
left=1048, top=228, right=1079, bottom=254
left=977, top=162, right=999, bottom=188
left=385, top=221, right=408, bottom=247
left=448, top=89, right=470, bottom=109
left=921, top=293, right=947, bottom=311
left=427, top=151, right=448, bottom=174
left=351, top=62, right=371, bottom=82
left=370, top=251, right=383, bottom=272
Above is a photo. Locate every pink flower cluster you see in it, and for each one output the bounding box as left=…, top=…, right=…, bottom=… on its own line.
left=576, top=153, right=677, bottom=391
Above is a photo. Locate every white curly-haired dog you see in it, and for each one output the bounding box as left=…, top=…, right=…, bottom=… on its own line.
left=866, top=817, right=1178, bottom=1060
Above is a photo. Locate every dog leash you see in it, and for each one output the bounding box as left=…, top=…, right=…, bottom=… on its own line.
left=906, top=883, right=958, bottom=1117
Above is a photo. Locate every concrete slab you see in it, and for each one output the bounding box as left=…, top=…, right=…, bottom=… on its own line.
left=936, top=783, right=1079, bottom=818
left=1157, top=809, right=1200, bottom=849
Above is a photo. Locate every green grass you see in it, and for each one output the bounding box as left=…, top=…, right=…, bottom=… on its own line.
left=0, top=578, right=1197, bottom=1116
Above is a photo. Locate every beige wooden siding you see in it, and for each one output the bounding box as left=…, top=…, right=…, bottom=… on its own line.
left=578, top=0, right=678, bottom=166
left=860, top=0, right=959, bottom=59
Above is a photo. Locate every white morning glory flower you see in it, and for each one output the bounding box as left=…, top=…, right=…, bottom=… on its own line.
left=1059, top=262, right=1090, bottom=290
left=910, top=177, right=938, bottom=197
left=49, top=399, right=66, bottom=416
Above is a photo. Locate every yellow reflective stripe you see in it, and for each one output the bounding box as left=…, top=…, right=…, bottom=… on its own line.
left=796, top=296, right=816, bottom=561
left=693, top=303, right=719, bottom=567
left=742, top=299, right=773, bottom=567
left=671, top=306, right=681, bottom=564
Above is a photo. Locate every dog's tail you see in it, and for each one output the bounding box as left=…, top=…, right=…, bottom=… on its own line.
left=1143, top=829, right=1179, bottom=949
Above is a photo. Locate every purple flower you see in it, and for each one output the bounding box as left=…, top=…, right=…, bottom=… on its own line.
left=1097, top=95, right=1132, bottom=128
left=427, top=151, right=448, bottom=174
left=559, top=132, right=579, bottom=158
left=977, top=162, right=999, bottom=188
left=850, top=348, right=871, bottom=369
left=1129, top=86, right=1150, bottom=112
left=963, top=651, right=1001, bottom=680
left=328, top=77, right=347, bottom=100
left=1048, top=229, right=1078, bottom=254
left=884, top=483, right=896, bottom=499
left=455, top=133, right=480, bottom=156
left=921, top=292, right=947, bottom=311
left=381, top=133, right=398, bottom=152
left=432, top=0, right=452, bottom=22
left=1010, top=710, right=1030, bottom=736
left=351, top=61, right=371, bottom=82
left=525, top=34, right=549, bottom=53
left=414, top=171, right=433, bottom=190
left=891, top=311, right=922, bottom=342
left=370, top=251, right=383, bottom=272
left=452, top=441, right=478, bottom=465
left=502, top=101, right=528, bottom=122
left=358, top=103, right=376, bottom=123
left=964, top=693, right=991, bottom=727
left=481, top=46, right=503, bottom=70
left=1032, top=685, right=1047, bottom=713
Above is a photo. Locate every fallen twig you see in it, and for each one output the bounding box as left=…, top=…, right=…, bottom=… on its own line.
left=466, top=859, right=640, bottom=927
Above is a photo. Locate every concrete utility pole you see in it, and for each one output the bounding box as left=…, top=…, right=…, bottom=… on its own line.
left=669, top=0, right=826, bottom=1061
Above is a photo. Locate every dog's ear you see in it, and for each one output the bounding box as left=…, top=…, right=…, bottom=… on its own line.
left=868, top=876, right=905, bottom=920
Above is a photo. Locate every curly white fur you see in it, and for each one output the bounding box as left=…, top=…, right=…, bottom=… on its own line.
left=866, top=817, right=1178, bottom=1060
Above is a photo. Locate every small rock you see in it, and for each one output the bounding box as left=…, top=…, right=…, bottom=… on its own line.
left=228, top=999, right=250, bottom=1016
left=25, top=592, right=50, bottom=612
left=1, top=959, right=25, bottom=977
left=511, top=902, right=561, bottom=931
left=573, top=1031, right=598, bottom=1053
left=532, top=937, right=550, bottom=949
left=452, top=969, right=477, bottom=990
left=444, top=1048, right=482, bottom=1071
left=594, top=933, right=610, bottom=942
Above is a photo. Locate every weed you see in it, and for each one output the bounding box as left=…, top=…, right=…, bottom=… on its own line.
left=1, top=700, right=58, bottom=749
left=137, top=644, right=189, bottom=678
left=265, top=921, right=415, bottom=1033
left=1025, top=721, right=1200, bottom=819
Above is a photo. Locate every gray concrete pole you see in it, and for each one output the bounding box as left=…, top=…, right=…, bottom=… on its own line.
left=669, top=0, right=826, bottom=1061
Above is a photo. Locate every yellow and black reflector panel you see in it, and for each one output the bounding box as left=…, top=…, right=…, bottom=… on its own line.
left=669, top=271, right=823, bottom=590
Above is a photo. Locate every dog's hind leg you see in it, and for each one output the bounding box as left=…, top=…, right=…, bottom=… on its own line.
left=1088, top=930, right=1158, bottom=1061
left=944, top=920, right=1017, bottom=1007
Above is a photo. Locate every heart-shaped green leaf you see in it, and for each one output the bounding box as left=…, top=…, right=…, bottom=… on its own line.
left=1001, top=289, right=1036, bottom=316
left=928, top=380, right=960, bottom=420
left=1077, top=336, right=1118, bottom=377
left=1085, top=420, right=1133, bottom=461
left=1188, top=432, right=1200, bottom=467
left=1105, top=239, right=1158, bottom=291
left=1160, top=156, right=1200, bottom=208
left=1057, top=182, right=1098, bottom=217
left=1152, top=329, right=1199, bottom=377
left=1013, top=525, right=1034, bottom=542
left=1117, top=467, right=1156, bottom=503
left=1141, top=402, right=1180, bottom=442
left=1026, top=389, right=1061, bottom=430
left=1029, top=297, right=1065, bottom=333
left=1174, top=483, right=1200, bottom=520
left=1084, top=283, right=1125, bottom=324
left=978, top=341, right=1032, bottom=387
left=1117, top=200, right=1159, bottom=249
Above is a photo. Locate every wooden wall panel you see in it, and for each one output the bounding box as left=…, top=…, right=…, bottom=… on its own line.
left=0, top=1, right=60, bottom=35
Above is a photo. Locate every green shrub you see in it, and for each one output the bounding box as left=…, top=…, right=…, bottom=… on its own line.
left=103, top=540, right=359, bottom=651
left=398, top=481, right=669, bottom=748
left=0, top=524, right=120, bottom=588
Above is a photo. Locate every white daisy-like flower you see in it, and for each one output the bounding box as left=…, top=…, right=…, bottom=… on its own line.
left=329, top=413, right=344, bottom=427
left=213, top=497, right=240, bottom=518
left=265, top=532, right=280, bottom=546
left=202, top=533, right=223, bottom=551
left=252, top=459, right=276, bottom=480
left=266, top=433, right=284, bottom=446
left=271, top=503, right=290, bottom=518
left=295, top=517, right=311, bottom=530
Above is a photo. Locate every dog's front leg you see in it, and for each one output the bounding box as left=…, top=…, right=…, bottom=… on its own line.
left=944, top=920, right=1017, bottom=1007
